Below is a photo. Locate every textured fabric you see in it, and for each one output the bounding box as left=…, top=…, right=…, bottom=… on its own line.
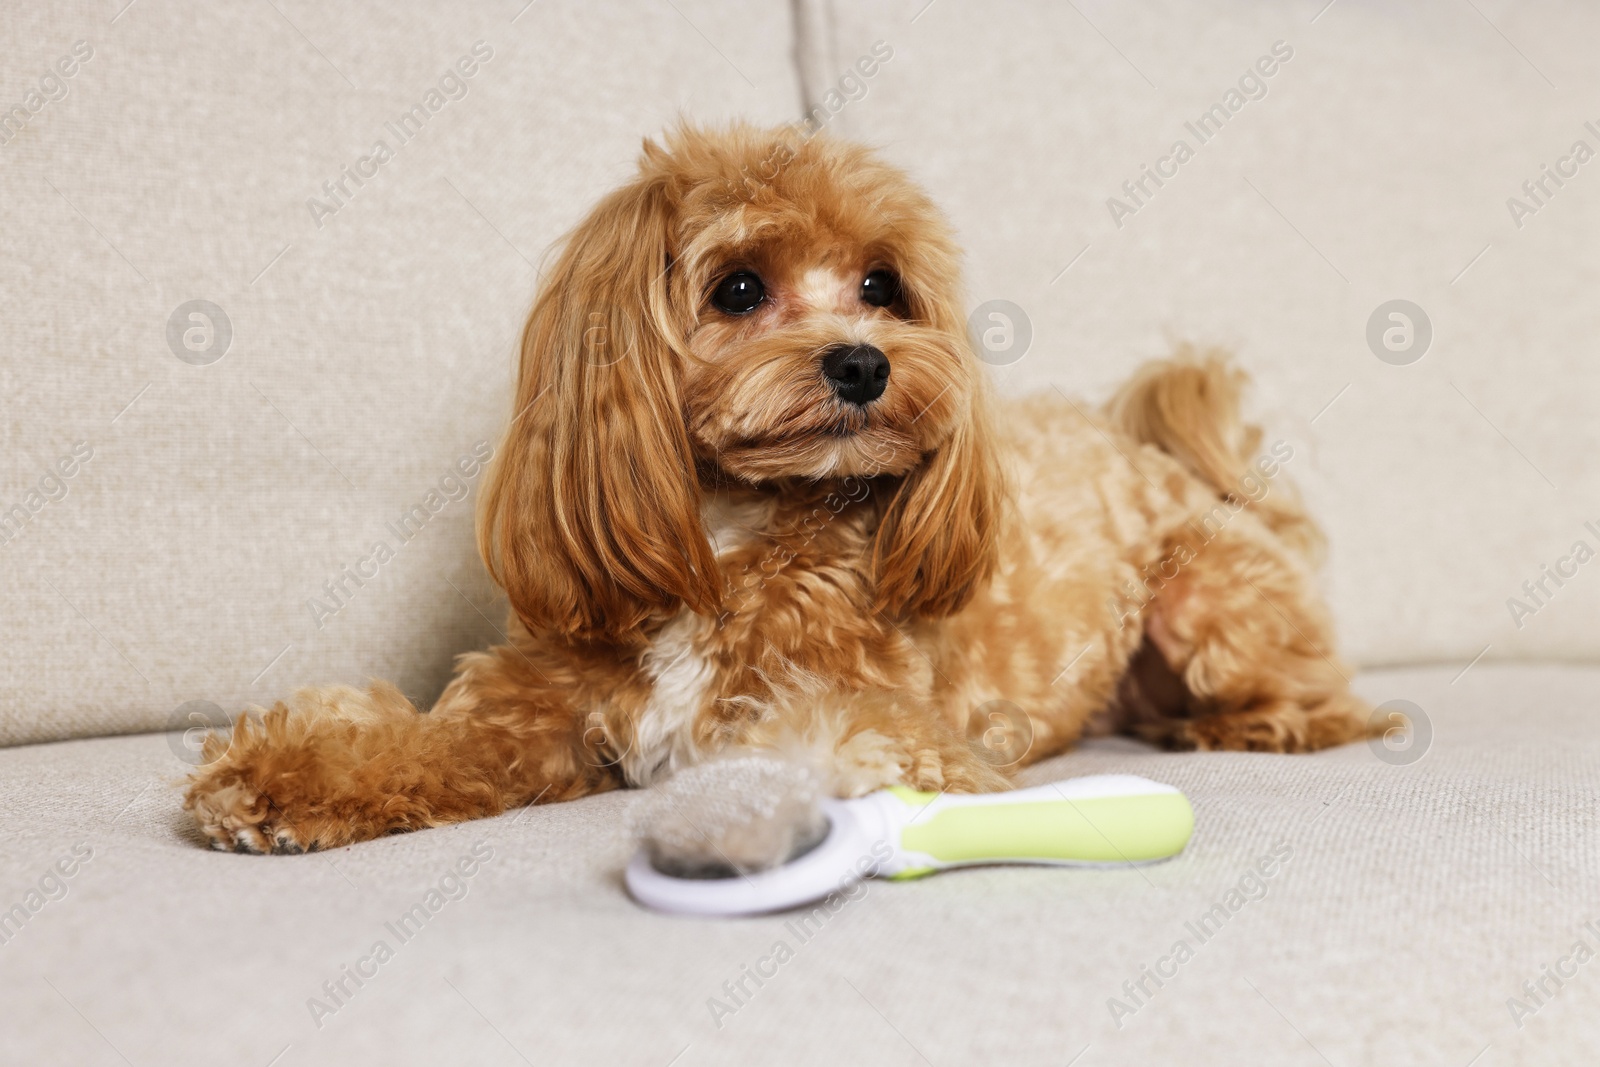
left=0, top=664, right=1595, bottom=1065
left=804, top=0, right=1600, bottom=669
left=7, top=6, right=1595, bottom=1064
left=0, top=1, right=801, bottom=745
left=7, top=0, right=1599, bottom=746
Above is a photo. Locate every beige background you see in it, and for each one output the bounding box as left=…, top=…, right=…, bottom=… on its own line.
left=0, top=0, right=797, bottom=745
left=3, top=4, right=1599, bottom=1066
left=812, top=0, right=1600, bottom=670
left=2, top=0, right=1598, bottom=744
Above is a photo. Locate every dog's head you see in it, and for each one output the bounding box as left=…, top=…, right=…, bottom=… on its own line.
left=479, top=124, right=1002, bottom=642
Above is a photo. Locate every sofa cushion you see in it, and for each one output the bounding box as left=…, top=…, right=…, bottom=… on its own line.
left=0, top=1, right=800, bottom=744
left=799, top=0, right=1600, bottom=670
left=0, top=664, right=1592, bottom=1065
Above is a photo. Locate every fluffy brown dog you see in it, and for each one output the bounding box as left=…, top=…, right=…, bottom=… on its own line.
left=184, top=124, right=1372, bottom=857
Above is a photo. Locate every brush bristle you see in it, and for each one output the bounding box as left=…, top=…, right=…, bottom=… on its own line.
left=638, top=754, right=828, bottom=878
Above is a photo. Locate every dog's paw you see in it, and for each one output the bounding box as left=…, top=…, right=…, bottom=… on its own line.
left=905, top=745, right=1011, bottom=794
left=182, top=709, right=348, bottom=855
left=185, top=775, right=321, bottom=854
left=179, top=686, right=468, bottom=854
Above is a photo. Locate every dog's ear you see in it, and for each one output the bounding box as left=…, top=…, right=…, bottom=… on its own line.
left=478, top=165, right=719, bottom=643
left=872, top=404, right=1005, bottom=619
left=872, top=298, right=1006, bottom=619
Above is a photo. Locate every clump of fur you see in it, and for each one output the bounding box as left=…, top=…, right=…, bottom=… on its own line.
left=636, top=754, right=828, bottom=877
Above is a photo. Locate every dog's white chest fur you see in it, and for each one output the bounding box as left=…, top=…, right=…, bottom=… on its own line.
left=621, top=496, right=764, bottom=786
left=624, top=611, right=717, bottom=785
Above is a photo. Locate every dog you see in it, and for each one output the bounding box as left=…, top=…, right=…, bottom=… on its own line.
left=184, top=123, right=1373, bottom=861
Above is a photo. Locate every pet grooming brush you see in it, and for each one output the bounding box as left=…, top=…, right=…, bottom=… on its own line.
left=626, top=762, right=1194, bottom=917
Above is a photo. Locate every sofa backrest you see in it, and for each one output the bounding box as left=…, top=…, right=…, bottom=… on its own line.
left=5, top=1, right=1595, bottom=745
left=0, top=1, right=799, bottom=745
left=802, top=0, right=1600, bottom=672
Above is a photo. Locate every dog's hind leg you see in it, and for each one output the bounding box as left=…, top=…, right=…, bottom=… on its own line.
left=1101, top=348, right=1372, bottom=753
left=1116, top=513, right=1374, bottom=754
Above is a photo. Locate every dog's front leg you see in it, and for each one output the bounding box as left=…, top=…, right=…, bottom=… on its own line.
left=183, top=645, right=618, bottom=853
left=730, top=686, right=1013, bottom=800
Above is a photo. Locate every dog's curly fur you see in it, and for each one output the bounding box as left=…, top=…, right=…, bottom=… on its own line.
left=184, top=124, right=1373, bottom=856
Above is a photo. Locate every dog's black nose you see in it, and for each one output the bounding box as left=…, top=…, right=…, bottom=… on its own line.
left=822, top=344, right=890, bottom=405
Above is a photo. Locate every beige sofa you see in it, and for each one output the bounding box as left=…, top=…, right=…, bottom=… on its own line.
left=3, top=1, right=1598, bottom=1064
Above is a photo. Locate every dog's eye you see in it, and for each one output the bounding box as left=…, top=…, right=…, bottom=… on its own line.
left=712, top=271, right=766, bottom=315
left=860, top=270, right=900, bottom=308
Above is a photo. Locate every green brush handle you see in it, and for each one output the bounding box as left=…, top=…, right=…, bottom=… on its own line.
left=880, top=776, right=1194, bottom=878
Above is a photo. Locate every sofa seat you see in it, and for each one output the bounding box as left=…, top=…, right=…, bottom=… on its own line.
left=1, top=663, right=1596, bottom=1066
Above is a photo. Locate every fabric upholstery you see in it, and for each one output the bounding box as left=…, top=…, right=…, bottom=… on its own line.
left=0, top=0, right=799, bottom=744
left=1, top=665, right=1595, bottom=1065
left=6, top=7, right=1599, bottom=1059
left=5, top=0, right=1599, bottom=745
left=804, top=0, right=1600, bottom=670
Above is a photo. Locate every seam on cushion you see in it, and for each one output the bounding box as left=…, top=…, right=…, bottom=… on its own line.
left=788, top=0, right=835, bottom=122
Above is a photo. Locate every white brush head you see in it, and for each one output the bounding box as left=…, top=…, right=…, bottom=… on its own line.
left=635, top=754, right=829, bottom=878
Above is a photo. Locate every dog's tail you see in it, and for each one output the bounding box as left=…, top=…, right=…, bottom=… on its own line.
left=1106, top=346, right=1323, bottom=563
